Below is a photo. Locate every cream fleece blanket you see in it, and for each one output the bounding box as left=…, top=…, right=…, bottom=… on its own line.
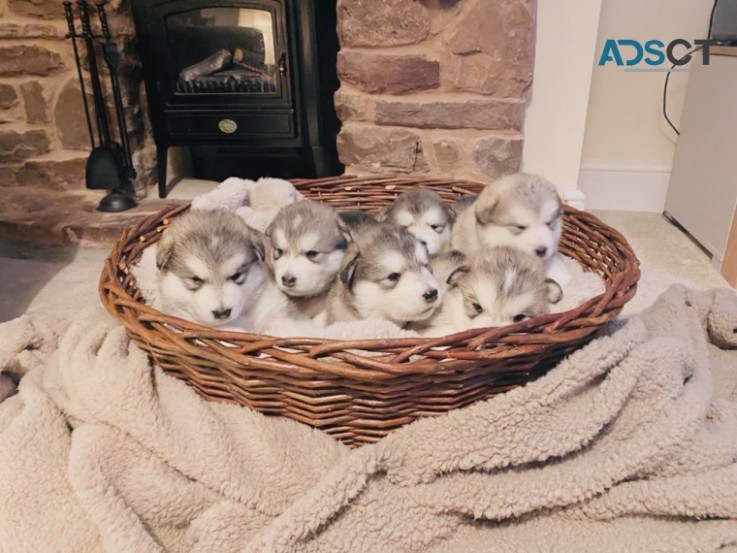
left=1, top=284, right=737, bottom=552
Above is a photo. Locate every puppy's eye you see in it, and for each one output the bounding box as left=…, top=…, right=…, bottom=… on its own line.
left=386, top=272, right=401, bottom=283
left=229, top=271, right=246, bottom=284
left=187, top=276, right=204, bottom=289
left=514, top=224, right=527, bottom=232
left=547, top=211, right=562, bottom=229
left=272, top=248, right=283, bottom=260
left=473, top=302, right=483, bottom=314
left=305, top=250, right=319, bottom=260
left=431, top=224, right=445, bottom=234
left=513, top=314, right=527, bottom=323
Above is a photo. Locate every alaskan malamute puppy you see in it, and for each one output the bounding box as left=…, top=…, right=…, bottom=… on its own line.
left=379, top=188, right=454, bottom=257
left=421, top=247, right=563, bottom=336
left=451, top=173, right=564, bottom=274
left=326, top=224, right=442, bottom=326
left=156, top=209, right=266, bottom=327
left=264, top=200, right=350, bottom=317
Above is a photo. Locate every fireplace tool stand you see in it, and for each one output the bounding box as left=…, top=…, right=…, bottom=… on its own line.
left=65, top=0, right=137, bottom=212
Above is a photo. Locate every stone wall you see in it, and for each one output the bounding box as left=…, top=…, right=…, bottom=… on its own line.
left=334, top=0, right=535, bottom=181
left=0, top=0, right=535, bottom=195
left=0, top=0, right=153, bottom=195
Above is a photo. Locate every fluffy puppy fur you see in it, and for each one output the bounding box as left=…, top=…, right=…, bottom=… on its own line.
left=430, top=250, right=468, bottom=294
left=156, top=209, right=266, bottom=327
left=338, top=210, right=379, bottom=235
left=379, top=188, right=454, bottom=257
left=264, top=200, right=350, bottom=317
left=420, top=247, right=563, bottom=336
left=451, top=173, right=564, bottom=268
left=326, top=224, right=442, bottom=327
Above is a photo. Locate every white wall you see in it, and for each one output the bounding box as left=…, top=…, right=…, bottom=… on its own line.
left=522, top=0, right=603, bottom=201
left=579, top=0, right=714, bottom=211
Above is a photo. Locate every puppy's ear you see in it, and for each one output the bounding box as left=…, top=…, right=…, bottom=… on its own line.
left=544, top=278, right=563, bottom=304
left=446, top=265, right=471, bottom=287
left=474, top=189, right=500, bottom=225
left=336, top=214, right=354, bottom=245
left=340, top=247, right=361, bottom=289
left=444, top=203, right=457, bottom=224
left=156, top=236, right=174, bottom=271
left=376, top=205, right=390, bottom=223
left=249, top=229, right=267, bottom=262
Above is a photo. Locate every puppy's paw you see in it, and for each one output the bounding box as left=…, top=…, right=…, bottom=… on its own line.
left=544, top=278, right=564, bottom=304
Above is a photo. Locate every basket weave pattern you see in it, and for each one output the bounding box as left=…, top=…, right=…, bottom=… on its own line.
left=100, top=176, right=640, bottom=446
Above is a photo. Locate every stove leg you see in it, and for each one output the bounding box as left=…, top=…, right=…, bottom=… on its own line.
left=157, top=144, right=168, bottom=198
left=311, top=145, right=328, bottom=177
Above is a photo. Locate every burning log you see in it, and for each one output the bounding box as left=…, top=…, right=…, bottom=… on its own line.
left=233, top=47, right=265, bottom=67
left=180, top=48, right=232, bottom=82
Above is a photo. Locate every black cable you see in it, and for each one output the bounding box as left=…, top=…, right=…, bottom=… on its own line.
left=707, top=0, right=718, bottom=39
left=662, top=46, right=703, bottom=136
left=662, top=0, right=717, bottom=136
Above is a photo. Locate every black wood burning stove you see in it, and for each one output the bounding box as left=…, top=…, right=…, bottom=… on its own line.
left=130, top=0, right=342, bottom=197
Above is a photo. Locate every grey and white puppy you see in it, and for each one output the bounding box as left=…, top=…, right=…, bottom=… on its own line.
left=264, top=200, right=350, bottom=317
left=451, top=172, right=564, bottom=266
left=379, top=188, right=455, bottom=257
left=326, top=223, right=442, bottom=326
left=421, top=246, right=563, bottom=336
left=156, top=209, right=266, bottom=327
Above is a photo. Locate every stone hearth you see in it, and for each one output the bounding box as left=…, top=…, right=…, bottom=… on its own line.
left=0, top=0, right=535, bottom=245
left=0, top=186, right=179, bottom=245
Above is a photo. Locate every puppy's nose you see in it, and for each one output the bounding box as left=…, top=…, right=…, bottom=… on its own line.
left=535, top=246, right=548, bottom=258
left=212, top=308, right=232, bottom=320
left=423, top=288, right=438, bottom=303
left=281, top=274, right=297, bottom=288
left=419, top=239, right=428, bottom=247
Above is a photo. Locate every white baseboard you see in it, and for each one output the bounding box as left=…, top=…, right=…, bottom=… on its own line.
left=578, top=163, right=671, bottom=212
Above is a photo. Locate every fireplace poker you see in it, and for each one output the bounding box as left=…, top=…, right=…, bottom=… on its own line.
left=77, top=0, right=110, bottom=146
left=63, top=1, right=95, bottom=149
left=97, top=1, right=136, bottom=181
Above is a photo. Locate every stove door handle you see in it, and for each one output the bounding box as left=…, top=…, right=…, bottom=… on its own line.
left=278, top=51, right=287, bottom=75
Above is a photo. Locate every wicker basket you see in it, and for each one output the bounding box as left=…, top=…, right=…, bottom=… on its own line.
left=99, top=176, right=640, bottom=446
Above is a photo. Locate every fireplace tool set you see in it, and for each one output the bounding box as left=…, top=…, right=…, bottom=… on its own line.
left=64, top=0, right=137, bottom=212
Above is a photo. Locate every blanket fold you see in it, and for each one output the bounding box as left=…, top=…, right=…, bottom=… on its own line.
left=1, top=284, right=737, bottom=552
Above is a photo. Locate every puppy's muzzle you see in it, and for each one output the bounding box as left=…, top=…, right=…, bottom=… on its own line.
left=423, top=288, right=439, bottom=303
left=212, top=308, right=232, bottom=320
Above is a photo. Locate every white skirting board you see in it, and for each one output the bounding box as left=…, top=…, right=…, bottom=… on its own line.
left=577, top=164, right=671, bottom=212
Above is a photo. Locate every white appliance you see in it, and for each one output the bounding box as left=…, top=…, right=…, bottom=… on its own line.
left=664, top=47, right=737, bottom=286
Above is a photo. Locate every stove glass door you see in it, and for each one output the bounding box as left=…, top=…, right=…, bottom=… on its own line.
left=166, top=7, right=281, bottom=96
